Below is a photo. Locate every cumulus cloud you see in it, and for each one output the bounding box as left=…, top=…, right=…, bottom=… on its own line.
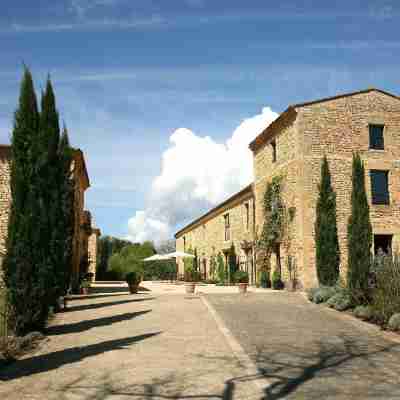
left=127, top=107, right=278, bottom=243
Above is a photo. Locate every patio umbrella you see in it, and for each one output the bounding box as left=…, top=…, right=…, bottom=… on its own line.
left=164, top=251, right=195, bottom=258
left=143, top=254, right=173, bottom=262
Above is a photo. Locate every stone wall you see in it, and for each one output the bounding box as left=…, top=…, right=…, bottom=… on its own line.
left=252, top=116, right=304, bottom=285
left=176, top=186, right=256, bottom=283
left=88, top=228, right=101, bottom=280
left=297, top=90, right=400, bottom=288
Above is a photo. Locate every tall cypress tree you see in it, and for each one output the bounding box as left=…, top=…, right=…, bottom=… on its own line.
left=315, top=156, right=340, bottom=286
left=347, top=153, right=372, bottom=293
left=36, top=78, right=62, bottom=316
left=3, top=67, right=42, bottom=335
left=57, top=126, right=75, bottom=297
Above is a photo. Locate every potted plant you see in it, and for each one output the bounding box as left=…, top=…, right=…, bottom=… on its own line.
left=126, top=271, right=141, bottom=294
left=185, top=268, right=200, bottom=294
left=80, top=279, right=91, bottom=295
left=272, top=269, right=284, bottom=290
left=235, top=270, right=249, bottom=293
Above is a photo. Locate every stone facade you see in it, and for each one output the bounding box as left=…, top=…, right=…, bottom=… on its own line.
left=0, top=145, right=97, bottom=290
left=88, top=227, right=101, bottom=281
left=175, top=88, right=400, bottom=289
left=175, top=185, right=256, bottom=283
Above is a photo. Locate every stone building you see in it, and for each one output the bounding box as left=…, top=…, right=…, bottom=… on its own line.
left=0, top=145, right=98, bottom=289
left=175, top=88, right=400, bottom=289
left=88, top=227, right=101, bottom=281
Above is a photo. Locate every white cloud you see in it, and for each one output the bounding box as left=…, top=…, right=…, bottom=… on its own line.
left=127, top=107, right=278, bottom=243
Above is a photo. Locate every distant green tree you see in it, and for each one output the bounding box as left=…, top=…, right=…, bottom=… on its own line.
left=96, top=236, right=131, bottom=280
left=3, top=67, right=42, bottom=334
left=108, top=241, right=157, bottom=280
left=347, top=153, right=372, bottom=295
left=315, top=156, right=340, bottom=286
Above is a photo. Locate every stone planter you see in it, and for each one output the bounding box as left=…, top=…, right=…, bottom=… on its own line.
left=185, top=283, right=196, bottom=294
left=238, top=283, right=248, bottom=294
left=128, top=284, right=139, bottom=294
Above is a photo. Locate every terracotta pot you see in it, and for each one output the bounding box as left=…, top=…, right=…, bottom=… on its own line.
left=128, top=284, right=139, bottom=294
left=80, top=287, right=88, bottom=295
left=286, top=279, right=297, bottom=292
left=185, top=283, right=196, bottom=294
left=238, top=283, right=248, bottom=294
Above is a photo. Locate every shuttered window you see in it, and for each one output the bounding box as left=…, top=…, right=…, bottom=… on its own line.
left=370, top=170, right=389, bottom=205
left=369, top=124, right=384, bottom=150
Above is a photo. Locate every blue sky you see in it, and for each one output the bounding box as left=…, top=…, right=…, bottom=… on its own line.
left=0, top=0, right=399, bottom=242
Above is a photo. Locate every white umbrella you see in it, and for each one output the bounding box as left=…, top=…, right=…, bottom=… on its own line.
left=143, top=254, right=173, bottom=262
left=164, top=251, right=195, bottom=258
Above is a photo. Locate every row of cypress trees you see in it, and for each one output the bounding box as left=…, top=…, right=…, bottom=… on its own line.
left=315, top=153, right=372, bottom=291
left=3, top=68, right=75, bottom=335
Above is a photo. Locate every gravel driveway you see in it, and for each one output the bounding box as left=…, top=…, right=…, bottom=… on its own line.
left=206, top=292, right=400, bottom=399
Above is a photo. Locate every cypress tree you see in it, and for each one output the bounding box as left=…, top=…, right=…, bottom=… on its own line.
left=347, top=153, right=372, bottom=293
left=35, top=78, right=62, bottom=318
left=56, top=126, right=75, bottom=298
left=315, top=156, right=340, bottom=286
left=3, top=67, right=42, bottom=335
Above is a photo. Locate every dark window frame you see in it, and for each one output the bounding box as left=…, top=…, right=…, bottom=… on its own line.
left=369, top=124, right=385, bottom=150
left=224, top=213, right=230, bottom=241
left=271, top=140, right=277, bottom=162
left=370, top=170, right=390, bottom=205
left=244, top=202, right=250, bottom=230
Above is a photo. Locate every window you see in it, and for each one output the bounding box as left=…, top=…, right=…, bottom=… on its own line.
left=183, top=236, right=186, bottom=251
left=374, top=234, right=392, bottom=255
left=224, top=213, right=230, bottom=241
left=244, top=203, right=249, bottom=230
left=369, top=124, right=384, bottom=150
left=370, top=170, right=389, bottom=205
left=271, top=140, right=277, bottom=162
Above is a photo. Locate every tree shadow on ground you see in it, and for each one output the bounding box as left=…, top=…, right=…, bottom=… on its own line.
left=67, top=297, right=155, bottom=312
left=196, top=333, right=400, bottom=400
left=89, top=285, right=129, bottom=294
left=46, top=310, right=152, bottom=336
left=68, top=293, right=129, bottom=301
left=8, top=334, right=399, bottom=399
left=0, top=332, right=161, bottom=382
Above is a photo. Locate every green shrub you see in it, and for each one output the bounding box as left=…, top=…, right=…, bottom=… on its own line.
left=354, top=305, right=374, bottom=320
left=260, top=270, right=271, bottom=288
left=80, top=280, right=91, bottom=289
left=272, top=270, right=284, bottom=290
left=388, top=313, right=400, bottom=332
left=313, top=286, right=336, bottom=304
left=234, top=270, right=249, bottom=283
left=126, top=272, right=141, bottom=286
left=371, top=253, right=400, bottom=324
left=306, top=287, right=319, bottom=301
left=332, top=293, right=352, bottom=311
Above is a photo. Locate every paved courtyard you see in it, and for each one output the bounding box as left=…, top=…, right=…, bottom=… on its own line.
left=0, top=282, right=261, bottom=400
left=206, top=292, right=400, bottom=399
left=1, top=282, right=400, bottom=399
